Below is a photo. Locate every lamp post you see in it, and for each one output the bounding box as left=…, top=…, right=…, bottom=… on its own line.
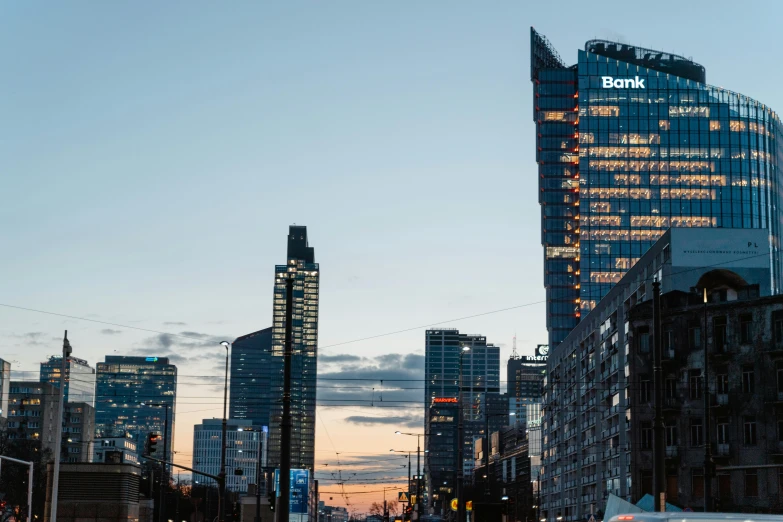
left=458, top=345, right=470, bottom=522
left=396, top=432, right=429, bottom=520
left=219, top=340, right=231, bottom=522
left=391, top=450, right=414, bottom=518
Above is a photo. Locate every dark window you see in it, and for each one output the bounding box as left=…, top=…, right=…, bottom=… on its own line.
left=667, top=475, right=679, bottom=501
left=717, top=373, right=729, bottom=395
left=689, top=369, right=703, bottom=399
left=663, top=329, right=675, bottom=352
left=666, top=425, right=678, bottom=447
left=641, top=422, right=653, bottom=450
left=742, top=366, right=755, bottom=393
left=718, top=473, right=731, bottom=498
left=714, top=316, right=727, bottom=353
left=745, top=470, right=758, bottom=497
left=692, top=468, right=704, bottom=497
left=717, top=418, right=729, bottom=445
left=691, top=418, right=703, bottom=447
left=777, top=365, right=783, bottom=396
left=639, top=380, right=651, bottom=404
left=778, top=421, right=783, bottom=443
left=665, top=378, right=677, bottom=399
left=774, top=311, right=783, bottom=343
left=744, top=417, right=757, bottom=446
left=689, top=327, right=702, bottom=350
left=639, top=332, right=650, bottom=353
left=740, top=314, right=753, bottom=343
left=779, top=471, right=783, bottom=496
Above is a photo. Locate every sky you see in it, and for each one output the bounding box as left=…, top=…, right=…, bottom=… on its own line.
left=2, top=0, right=782, bottom=513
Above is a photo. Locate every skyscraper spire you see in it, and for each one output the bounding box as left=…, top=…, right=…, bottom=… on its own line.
left=511, top=333, right=518, bottom=359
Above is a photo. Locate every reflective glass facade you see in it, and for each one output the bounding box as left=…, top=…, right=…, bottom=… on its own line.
left=268, top=226, right=319, bottom=471
left=94, top=356, right=177, bottom=461
left=229, top=327, right=275, bottom=429
left=532, top=28, right=783, bottom=348
left=40, top=355, right=96, bottom=407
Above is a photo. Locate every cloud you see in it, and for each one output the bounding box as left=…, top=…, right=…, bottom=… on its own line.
left=139, top=331, right=230, bottom=352
left=344, top=414, right=421, bottom=428
left=101, top=329, right=123, bottom=335
left=319, top=354, right=363, bottom=364
left=16, top=332, right=47, bottom=346
left=163, top=322, right=187, bottom=326
left=317, top=352, right=424, bottom=404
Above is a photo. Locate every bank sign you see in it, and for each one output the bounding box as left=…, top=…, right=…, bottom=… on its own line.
left=274, top=468, right=310, bottom=514
left=601, top=76, right=646, bottom=89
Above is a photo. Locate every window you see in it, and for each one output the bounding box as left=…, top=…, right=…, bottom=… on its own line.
left=742, top=366, right=755, bottom=393
left=744, top=417, right=757, bottom=446
left=665, top=378, right=677, bottom=399
left=718, top=473, right=732, bottom=498
left=717, top=373, right=729, bottom=395
left=641, top=422, right=653, bottom=450
left=740, top=314, right=753, bottom=343
left=777, top=365, right=783, bottom=396
left=689, top=370, right=703, bottom=399
left=639, top=332, right=650, bottom=353
left=663, top=328, right=674, bottom=352
left=690, top=418, right=703, bottom=447
left=714, top=316, right=727, bottom=352
left=667, top=475, right=679, bottom=501
left=639, top=380, right=651, bottom=403
left=717, top=418, right=729, bottom=445
left=745, top=470, right=758, bottom=497
left=774, top=311, right=783, bottom=343
left=689, top=327, right=702, bottom=349
left=666, top=425, right=678, bottom=447
left=778, top=421, right=783, bottom=443
left=692, top=468, right=705, bottom=497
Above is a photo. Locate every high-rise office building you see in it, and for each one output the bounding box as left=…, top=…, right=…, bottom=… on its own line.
left=40, top=355, right=96, bottom=406
left=229, top=327, right=276, bottom=428
left=507, top=345, right=547, bottom=476
left=0, top=358, right=10, bottom=424
left=268, top=225, right=319, bottom=471
left=8, top=381, right=60, bottom=455
left=424, top=329, right=501, bottom=490
left=531, top=28, right=783, bottom=348
left=94, top=356, right=177, bottom=461
left=62, top=402, right=95, bottom=463
left=192, top=419, right=266, bottom=493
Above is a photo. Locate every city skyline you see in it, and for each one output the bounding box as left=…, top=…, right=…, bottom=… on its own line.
left=5, top=0, right=783, bottom=514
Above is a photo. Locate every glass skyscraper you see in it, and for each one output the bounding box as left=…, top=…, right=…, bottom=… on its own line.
left=531, top=28, right=783, bottom=347
left=268, top=225, right=319, bottom=472
left=424, top=329, right=502, bottom=485
left=229, top=326, right=275, bottom=429
left=40, top=355, right=96, bottom=407
left=94, top=356, right=177, bottom=461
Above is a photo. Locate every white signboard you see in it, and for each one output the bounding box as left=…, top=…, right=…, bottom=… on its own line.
left=670, top=228, right=769, bottom=269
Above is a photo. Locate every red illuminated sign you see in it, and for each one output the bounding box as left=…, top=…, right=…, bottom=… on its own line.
left=433, top=397, right=458, bottom=404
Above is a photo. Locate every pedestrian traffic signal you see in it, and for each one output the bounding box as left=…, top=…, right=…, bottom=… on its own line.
left=268, top=490, right=276, bottom=511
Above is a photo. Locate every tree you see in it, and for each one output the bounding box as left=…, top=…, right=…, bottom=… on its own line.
left=369, top=502, right=384, bottom=516
left=387, top=500, right=399, bottom=516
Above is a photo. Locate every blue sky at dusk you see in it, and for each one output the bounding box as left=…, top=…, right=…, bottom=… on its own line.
left=2, top=0, right=781, bottom=507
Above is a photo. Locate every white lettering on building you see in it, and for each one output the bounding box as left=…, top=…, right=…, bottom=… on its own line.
left=601, top=76, right=646, bottom=89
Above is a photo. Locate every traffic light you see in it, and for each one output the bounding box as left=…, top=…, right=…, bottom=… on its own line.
left=268, top=490, right=276, bottom=511
left=146, top=433, right=159, bottom=456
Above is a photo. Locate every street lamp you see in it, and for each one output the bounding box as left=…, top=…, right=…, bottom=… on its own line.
left=455, top=345, right=471, bottom=522
left=395, top=432, right=427, bottom=519
left=218, top=340, right=231, bottom=522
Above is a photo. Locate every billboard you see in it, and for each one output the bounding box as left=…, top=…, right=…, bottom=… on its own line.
left=274, top=468, right=310, bottom=514
left=670, top=228, right=769, bottom=269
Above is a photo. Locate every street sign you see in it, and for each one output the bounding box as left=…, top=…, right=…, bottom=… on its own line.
left=587, top=515, right=596, bottom=522
left=398, top=492, right=409, bottom=503
left=466, top=501, right=473, bottom=512
left=450, top=499, right=458, bottom=512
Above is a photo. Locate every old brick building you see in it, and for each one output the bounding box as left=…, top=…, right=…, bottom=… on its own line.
left=629, top=282, right=783, bottom=513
